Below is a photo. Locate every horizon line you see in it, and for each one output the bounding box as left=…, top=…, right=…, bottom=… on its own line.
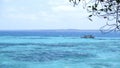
left=0, top=29, right=101, bottom=31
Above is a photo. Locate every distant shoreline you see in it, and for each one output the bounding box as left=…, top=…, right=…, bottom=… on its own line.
left=0, top=29, right=119, bottom=37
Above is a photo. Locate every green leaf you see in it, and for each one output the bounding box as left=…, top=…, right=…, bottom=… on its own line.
left=104, top=17, right=107, bottom=19
left=109, top=4, right=112, bottom=7
left=100, top=9, right=104, bottom=11
left=98, top=12, right=100, bottom=14
left=89, top=15, right=92, bottom=17
left=92, top=6, right=97, bottom=11
left=88, top=18, right=93, bottom=21
left=88, top=6, right=91, bottom=8
left=104, top=5, right=107, bottom=7
left=100, top=0, right=104, bottom=2
left=95, top=4, right=98, bottom=7
left=116, top=0, right=120, bottom=4
left=108, top=8, right=112, bottom=11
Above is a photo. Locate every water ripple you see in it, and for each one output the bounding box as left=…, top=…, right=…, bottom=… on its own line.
left=4, top=50, right=96, bottom=62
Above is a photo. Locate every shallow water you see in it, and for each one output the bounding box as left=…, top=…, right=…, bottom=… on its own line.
left=0, top=36, right=120, bottom=68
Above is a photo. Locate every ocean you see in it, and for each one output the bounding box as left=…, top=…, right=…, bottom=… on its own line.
left=0, top=30, right=120, bottom=68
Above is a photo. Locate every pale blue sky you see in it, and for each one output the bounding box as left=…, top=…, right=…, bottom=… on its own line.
left=0, top=0, right=105, bottom=30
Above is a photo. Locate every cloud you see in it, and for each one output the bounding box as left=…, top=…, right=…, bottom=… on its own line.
left=3, top=0, right=15, bottom=2
left=49, top=0, right=79, bottom=12
left=0, top=0, right=104, bottom=30
left=52, top=5, right=79, bottom=12
left=4, top=13, right=38, bottom=20
left=5, top=7, right=17, bottom=12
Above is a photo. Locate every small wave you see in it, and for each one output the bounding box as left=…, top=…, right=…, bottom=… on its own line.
left=0, top=43, right=80, bottom=47
left=96, top=38, right=120, bottom=40
left=7, top=50, right=96, bottom=62
left=90, top=63, right=112, bottom=68
left=0, top=64, right=27, bottom=68
left=20, top=37, right=49, bottom=39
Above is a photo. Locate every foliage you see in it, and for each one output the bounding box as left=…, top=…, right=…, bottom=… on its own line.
left=69, top=0, right=120, bottom=33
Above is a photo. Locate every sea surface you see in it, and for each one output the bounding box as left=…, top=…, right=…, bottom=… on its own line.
left=0, top=30, right=120, bottom=68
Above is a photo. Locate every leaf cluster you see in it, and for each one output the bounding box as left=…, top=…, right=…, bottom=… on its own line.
left=69, top=0, right=120, bottom=32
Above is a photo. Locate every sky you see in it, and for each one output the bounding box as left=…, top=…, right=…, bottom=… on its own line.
left=0, top=0, right=106, bottom=30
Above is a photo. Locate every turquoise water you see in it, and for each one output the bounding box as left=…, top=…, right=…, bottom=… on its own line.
left=0, top=36, right=120, bottom=68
